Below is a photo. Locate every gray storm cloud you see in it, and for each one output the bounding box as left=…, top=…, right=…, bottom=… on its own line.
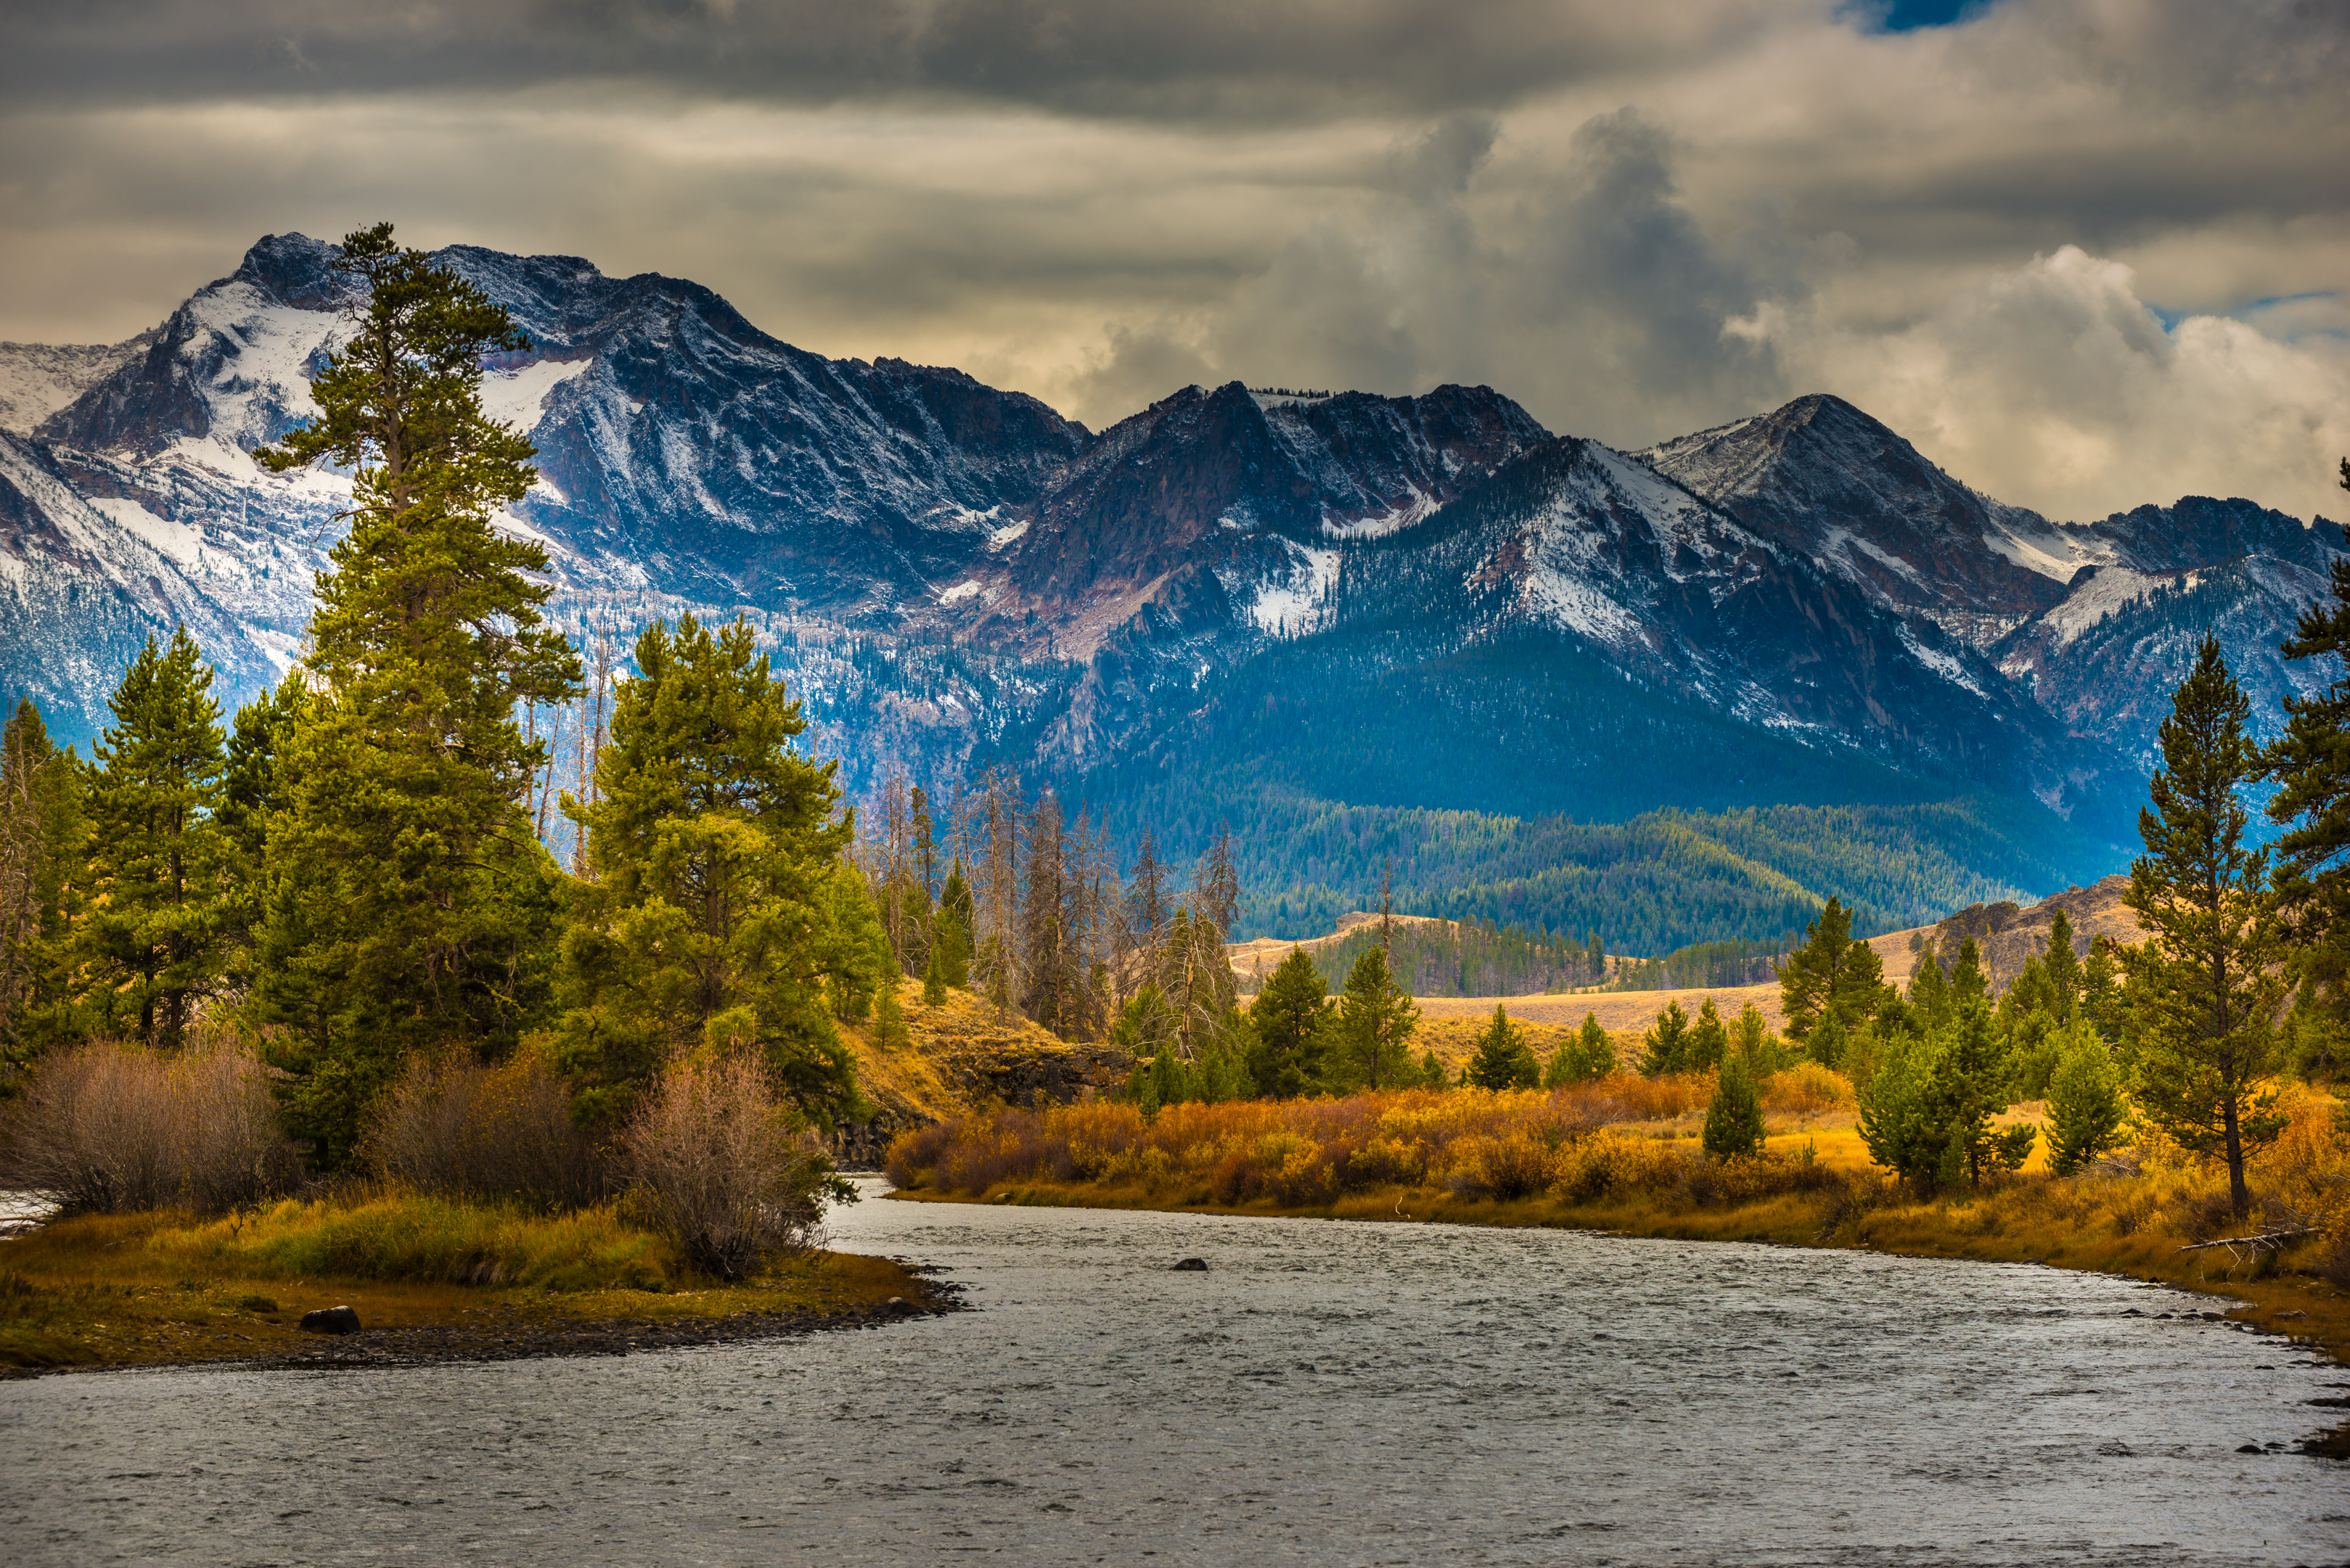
left=0, top=0, right=1782, bottom=116
left=0, top=0, right=2344, bottom=519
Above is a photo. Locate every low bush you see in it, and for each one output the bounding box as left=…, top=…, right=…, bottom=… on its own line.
left=361, top=1048, right=610, bottom=1212
left=0, top=1031, right=300, bottom=1215
left=1761, top=1062, right=1855, bottom=1119
left=888, top=1081, right=1726, bottom=1206
left=621, top=1054, right=843, bottom=1280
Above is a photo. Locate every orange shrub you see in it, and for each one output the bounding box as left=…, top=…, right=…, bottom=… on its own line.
left=884, top=1075, right=1729, bottom=1203
left=1761, top=1062, right=1855, bottom=1120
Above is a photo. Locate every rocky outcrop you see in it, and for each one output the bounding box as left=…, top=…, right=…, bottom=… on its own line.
left=1929, top=874, right=2141, bottom=990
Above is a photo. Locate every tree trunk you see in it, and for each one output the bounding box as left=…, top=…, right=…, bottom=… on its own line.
left=2222, top=1092, right=2249, bottom=1220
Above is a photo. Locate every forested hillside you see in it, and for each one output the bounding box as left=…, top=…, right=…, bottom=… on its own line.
left=1087, top=765, right=2098, bottom=951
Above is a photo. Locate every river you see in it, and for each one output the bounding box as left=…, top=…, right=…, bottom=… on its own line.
left=3, top=1181, right=2344, bottom=1565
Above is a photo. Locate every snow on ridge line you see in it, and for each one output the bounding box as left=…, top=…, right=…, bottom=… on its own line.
left=1898, top=623, right=1985, bottom=698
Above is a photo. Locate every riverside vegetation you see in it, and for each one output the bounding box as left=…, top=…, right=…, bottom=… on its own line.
left=0, top=226, right=946, bottom=1367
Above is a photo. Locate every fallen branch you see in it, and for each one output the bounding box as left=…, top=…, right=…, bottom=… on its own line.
left=2171, top=1222, right=2322, bottom=1260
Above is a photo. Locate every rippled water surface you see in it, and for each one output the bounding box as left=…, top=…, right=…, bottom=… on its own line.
left=4, top=1183, right=2346, bottom=1566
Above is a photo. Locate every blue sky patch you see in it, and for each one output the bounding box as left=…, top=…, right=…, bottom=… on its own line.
left=1850, top=1, right=1991, bottom=32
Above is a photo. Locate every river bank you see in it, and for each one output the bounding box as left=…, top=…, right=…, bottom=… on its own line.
left=883, top=1089, right=2350, bottom=1368
left=0, top=1204, right=951, bottom=1376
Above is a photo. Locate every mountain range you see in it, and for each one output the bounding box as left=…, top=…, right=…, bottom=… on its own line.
left=1, top=233, right=2339, bottom=946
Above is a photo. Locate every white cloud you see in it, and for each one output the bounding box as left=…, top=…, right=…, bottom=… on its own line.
left=0, top=0, right=2345, bottom=520
left=1734, top=245, right=2350, bottom=522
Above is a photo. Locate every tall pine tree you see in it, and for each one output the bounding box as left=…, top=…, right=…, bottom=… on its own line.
left=2124, top=636, right=2286, bottom=1220
left=2265, top=453, right=2350, bottom=1070
left=249, top=222, right=582, bottom=1159
left=552, top=614, right=873, bottom=1129
left=81, top=628, right=232, bottom=1051
left=0, top=699, right=86, bottom=1071
left=1247, top=947, right=1330, bottom=1099
left=1335, top=944, right=1417, bottom=1090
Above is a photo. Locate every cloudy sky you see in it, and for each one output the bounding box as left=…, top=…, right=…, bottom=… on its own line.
left=3, top=0, right=2346, bottom=522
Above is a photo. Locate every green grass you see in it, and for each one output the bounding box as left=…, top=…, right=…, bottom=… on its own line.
left=133, top=1189, right=679, bottom=1292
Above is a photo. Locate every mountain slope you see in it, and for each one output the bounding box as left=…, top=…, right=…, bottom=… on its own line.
left=1643, top=394, right=2345, bottom=769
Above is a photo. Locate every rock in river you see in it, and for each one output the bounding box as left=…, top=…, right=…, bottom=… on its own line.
left=1172, top=1257, right=1209, bottom=1272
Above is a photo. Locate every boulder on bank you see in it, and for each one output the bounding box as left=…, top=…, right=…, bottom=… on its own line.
left=299, top=1305, right=361, bottom=1335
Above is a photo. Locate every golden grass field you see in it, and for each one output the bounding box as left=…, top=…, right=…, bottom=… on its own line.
left=1410, top=927, right=1931, bottom=1039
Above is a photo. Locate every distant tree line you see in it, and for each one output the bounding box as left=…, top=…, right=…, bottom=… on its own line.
left=1236, top=916, right=1605, bottom=998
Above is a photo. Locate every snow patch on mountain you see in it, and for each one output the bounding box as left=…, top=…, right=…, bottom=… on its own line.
left=1320, top=483, right=1436, bottom=540
left=1900, top=623, right=1985, bottom=697
left=480, top=358, right=592, bottom=435
left=0, top=337, right=150, bottom=435
left=1247, top=538, right=1338, bottom=634
left=86, top=496, right=205, bottom=567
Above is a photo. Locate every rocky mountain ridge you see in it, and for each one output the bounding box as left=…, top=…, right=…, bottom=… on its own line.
left=1, top=232, right=2338, bottom=924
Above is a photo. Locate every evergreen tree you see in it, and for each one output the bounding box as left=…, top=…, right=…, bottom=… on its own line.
left=215, top=678, right=307, bottom=983
left=1335, top=945, right=1417, bottom=1090
left=1115, top=983, right=1178, bottom=1097
left=1684, top=996, right=1729, bottom=1072
left=874, top=982, right=911, bottom=1053
left=1806, top=1009, right=1849, bottom=1072
left=0, top=699, right=86, bottom=1070
left=2042, top=910, right=2082, bottom=1023
left=2043, top=1022, right=2126, bottom=1176
left=248, top=223, right=581, bottom=1159
left=1702, top=1054, right=1766, bottom=1159
left=552, top=615, right=871, bottom=1130
left=1779, top=897, right=1854, bottom=1041
left=1857, top=1002, right=2034, bottom=1190
left=1248, top=946, right=1330, bottom=1099
left=1547, top=1011, right=1614, bottom=1085
left=921, top=944, right=949, bottom=1007
left=1907, top=943, right=1952, bottom=1031
left=935, top=860, right=973, bottom=987
left=2122, top=636, right=2287, bottom=1220
left=1639, top=998, right=1691, bottom=1075
left=2264, top=461, right=2350, bottom=1067
left=1946, top=939, right=1989, bottom=1006
left=2082, top=935, right=2121, bottom=1043
left=81, top=628, right=232, bottom=1051
left=1465, top=1003, right=1539, bottom=1090
left=1729, top=999, right=1780, bottom=1073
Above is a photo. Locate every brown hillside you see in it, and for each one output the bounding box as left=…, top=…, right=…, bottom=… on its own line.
left=833, top=980, right=1128, bottom=1166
